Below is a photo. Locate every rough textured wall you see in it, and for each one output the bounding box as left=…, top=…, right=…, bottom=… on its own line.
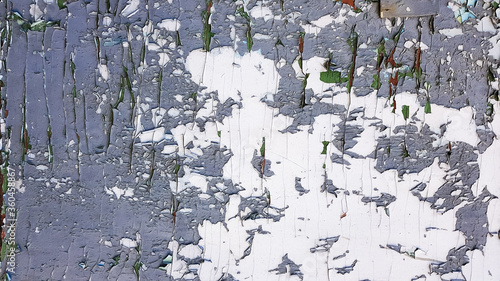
left=0, top=0, right=499, bottom=280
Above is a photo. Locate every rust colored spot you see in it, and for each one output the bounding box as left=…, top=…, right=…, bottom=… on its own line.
left=340, top=0, right=355, bottom=8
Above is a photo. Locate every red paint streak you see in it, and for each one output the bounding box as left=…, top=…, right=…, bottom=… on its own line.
left=387, top=49, right=397, bottom=68
left=23, top=129, right=29, bottom=151
left=207, top=1, right=212, bottom=14
left=415, top=47, right=421, bottom=70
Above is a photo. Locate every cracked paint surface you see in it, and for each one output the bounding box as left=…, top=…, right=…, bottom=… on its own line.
left=0, top=0, right=499, bottom=280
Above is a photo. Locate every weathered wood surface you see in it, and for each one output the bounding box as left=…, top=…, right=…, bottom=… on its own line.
left=0, top=0, right=499, bottom=280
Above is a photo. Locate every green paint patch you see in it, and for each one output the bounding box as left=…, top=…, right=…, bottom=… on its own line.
left=57, top=0, right=66, bottom=9
left=133, top=260, right=142, bottom=279
left=397, top=71, right=413, bottom=80
left=320, top=70, right=346, bottom=83
left=140, top=42, right=146, bottom=65
left=246, top=29, right=253, bottom=52
left=402, top=105, right=409, bottom=121
left=373, top=40, right=386, bottom=91
left=122, top=66, right=136, bottom=123
left=425, top=99, right=432, bottom=114
left=302, top=73, right=309, bottom=89
left=486, top=102, right=494, bottom=117
left=176, top=31, right=182, bottom=47
left=113, top=256, right=119, bottom=263
left=174, top=164, right=181, bottom=175
left=376, top=41, right=386, bottom=64
left=424, top=82, right=431, bottom=114
left=414, top=66, right=422, bottom=81
left=122, top=66, right=133, bottom=94
left=371, top=74, right=381, bottom=90
left=321, top=53, right=347, bottom=84
left=30, top=20, right=59, bottom=32
left=70, top=60, right=76, bottom=75
left=346, top=26, right=358, bottom=94
left=489, top=68, right=497, bottom=82
left=1, top=170, right=8, bottom=194
left=260, top=137, right=265, bottom=157
left=321, top=141, right=329, bottom=155
left=202, top=0, right=214, bottom=52
left=8, top=11, right=59, bottom=32
left=402, top=144, right=409, bottom=158
left=190, top=92, right=197, bottom=102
